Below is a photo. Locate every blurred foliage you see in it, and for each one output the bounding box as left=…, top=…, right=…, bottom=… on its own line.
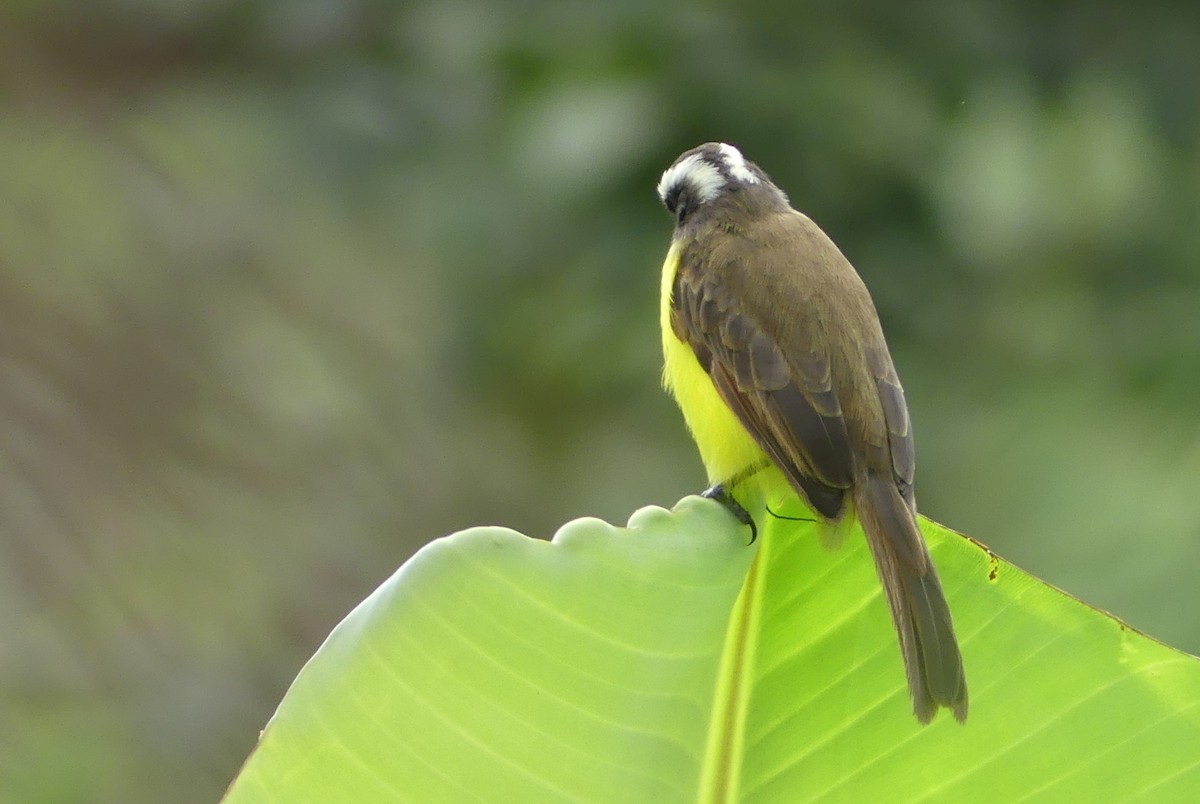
left=0, top=1, right=1198, bottom=801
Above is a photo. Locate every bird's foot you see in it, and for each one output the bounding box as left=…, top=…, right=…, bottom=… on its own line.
left=701, top=484, right=758, bottom=544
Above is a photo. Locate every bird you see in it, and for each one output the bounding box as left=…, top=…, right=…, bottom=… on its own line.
left=656, top=142, right=967, bottom=724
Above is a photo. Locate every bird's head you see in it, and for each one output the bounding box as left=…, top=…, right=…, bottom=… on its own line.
left=656, top=142, right=788, bottom=228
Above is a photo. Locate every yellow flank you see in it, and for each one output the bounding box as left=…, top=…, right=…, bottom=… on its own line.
left=660, top=240, right=766, bottom=487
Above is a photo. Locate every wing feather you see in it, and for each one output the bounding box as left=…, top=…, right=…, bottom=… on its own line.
left=866, top=345, right=916, bottom=508
left=672, top=264, right=853, bottom=519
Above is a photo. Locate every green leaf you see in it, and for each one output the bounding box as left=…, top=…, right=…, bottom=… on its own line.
left=225, top=497, right=1200, bottom=802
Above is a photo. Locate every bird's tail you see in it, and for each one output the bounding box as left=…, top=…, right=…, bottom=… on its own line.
left=854, top=471, right=968, bottom=724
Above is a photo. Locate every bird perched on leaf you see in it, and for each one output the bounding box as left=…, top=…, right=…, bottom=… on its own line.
left=656, top=142, right=968, bottom=724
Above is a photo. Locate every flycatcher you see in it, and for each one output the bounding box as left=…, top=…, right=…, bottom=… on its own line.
left=656, top=142, right=967, bottom=724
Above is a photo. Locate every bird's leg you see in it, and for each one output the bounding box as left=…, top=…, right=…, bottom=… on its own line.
left=702, top=459, right=770, bottom=544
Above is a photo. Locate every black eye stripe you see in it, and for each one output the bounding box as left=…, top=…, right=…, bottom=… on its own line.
left=664, top=185, right=682, bottom=213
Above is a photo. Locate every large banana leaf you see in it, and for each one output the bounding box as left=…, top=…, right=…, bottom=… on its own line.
left=225, top=496, right=1200, bottom=802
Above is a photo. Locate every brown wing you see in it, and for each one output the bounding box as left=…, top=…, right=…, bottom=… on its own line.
left=670, top=259, right=853, bottom=519
left=866, top=345, right=916, bottom=509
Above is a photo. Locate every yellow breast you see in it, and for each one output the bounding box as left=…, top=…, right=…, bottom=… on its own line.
left=659, top=240, right=766, bottom=485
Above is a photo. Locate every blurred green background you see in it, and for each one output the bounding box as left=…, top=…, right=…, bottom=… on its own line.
left=2, top=1, right=1198, bottom=800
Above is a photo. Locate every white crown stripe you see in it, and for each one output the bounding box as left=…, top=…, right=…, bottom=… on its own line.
left=717, top=143, right=759, bottom=184
left=656, top=154, right=725, bottom=205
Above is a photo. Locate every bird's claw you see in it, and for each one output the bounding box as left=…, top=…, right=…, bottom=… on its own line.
left=701, top=484, right=758, bottom=544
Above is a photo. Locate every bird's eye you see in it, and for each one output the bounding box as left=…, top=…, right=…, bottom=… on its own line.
left=664, top=185, right=682, bottom=216
left=676, top=194, right=693, bottom=224
left=665, top=186, right=692, bottom=225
